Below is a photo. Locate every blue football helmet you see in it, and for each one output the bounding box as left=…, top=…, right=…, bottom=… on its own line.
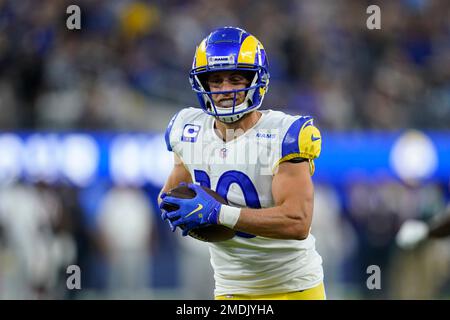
left=189, top=27, right=270, bottom=123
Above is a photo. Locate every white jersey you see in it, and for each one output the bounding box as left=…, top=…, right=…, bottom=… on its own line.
left=165, top=107, right=323, bottom=296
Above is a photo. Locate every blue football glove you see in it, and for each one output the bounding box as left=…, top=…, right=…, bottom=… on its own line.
left=159, top=183, right=222, bottom=236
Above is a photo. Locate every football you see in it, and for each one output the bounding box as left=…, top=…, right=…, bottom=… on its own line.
left=161, top=185, right=236, bottom=242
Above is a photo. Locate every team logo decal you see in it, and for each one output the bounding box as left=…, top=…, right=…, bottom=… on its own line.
left=207, top=55, right=235, bottom=66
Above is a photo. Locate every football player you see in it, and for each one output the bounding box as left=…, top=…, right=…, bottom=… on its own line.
left=158, top=27, right=325, bottom=300
left=396, top=206, right=450, bottom=250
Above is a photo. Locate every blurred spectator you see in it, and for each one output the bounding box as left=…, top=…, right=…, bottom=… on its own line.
left=345, top=177, right=447, bottom=298
left=0, top=0, right=448, bottom=131
left=174, top=232, right=215, bottom=299
left=312, top=184, right=358, bottom=299
left=96, top=185, right=156, bottom=298
left=0, top=182, right=76, bottom=299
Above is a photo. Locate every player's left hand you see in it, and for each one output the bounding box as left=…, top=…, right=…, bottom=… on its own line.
left=159, top=183, right=222, bottom=236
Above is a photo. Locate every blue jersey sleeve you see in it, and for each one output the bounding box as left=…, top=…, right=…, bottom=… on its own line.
left=278, top=116, right=322, bottom=174
left=165, top=111, right=180, bottom=152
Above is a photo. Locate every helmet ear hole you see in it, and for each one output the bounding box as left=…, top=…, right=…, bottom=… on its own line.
left=197, top=73, right=210, bottom=91
left=241, top=71, right=257, bottom=85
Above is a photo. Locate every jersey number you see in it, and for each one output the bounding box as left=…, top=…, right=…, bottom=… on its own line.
left=194, top=169, right=260, bottom=238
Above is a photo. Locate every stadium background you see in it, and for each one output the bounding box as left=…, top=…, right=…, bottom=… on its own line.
left=0, top=0, right=449, bottom=299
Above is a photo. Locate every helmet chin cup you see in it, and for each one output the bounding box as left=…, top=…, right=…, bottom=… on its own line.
left=217, top=114, right=244, bottom=123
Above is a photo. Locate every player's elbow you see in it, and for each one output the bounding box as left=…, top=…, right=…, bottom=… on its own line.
left=292, top=224, right=310, bottom=240
left=280, top=198, right=313, bottom=240
left=290, top=210, right=312, bottom=240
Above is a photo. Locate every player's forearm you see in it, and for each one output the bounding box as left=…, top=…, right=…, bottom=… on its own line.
left=158, top=158, right=193, bottom=205
left=228, top=204, right=312, bottom=240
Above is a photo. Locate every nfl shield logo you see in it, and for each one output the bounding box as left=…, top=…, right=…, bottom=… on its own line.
left=219, top=147, right=227, bottom=158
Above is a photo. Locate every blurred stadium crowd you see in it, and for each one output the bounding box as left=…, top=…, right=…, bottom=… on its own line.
left=0, top=0, right=450, bottom=299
